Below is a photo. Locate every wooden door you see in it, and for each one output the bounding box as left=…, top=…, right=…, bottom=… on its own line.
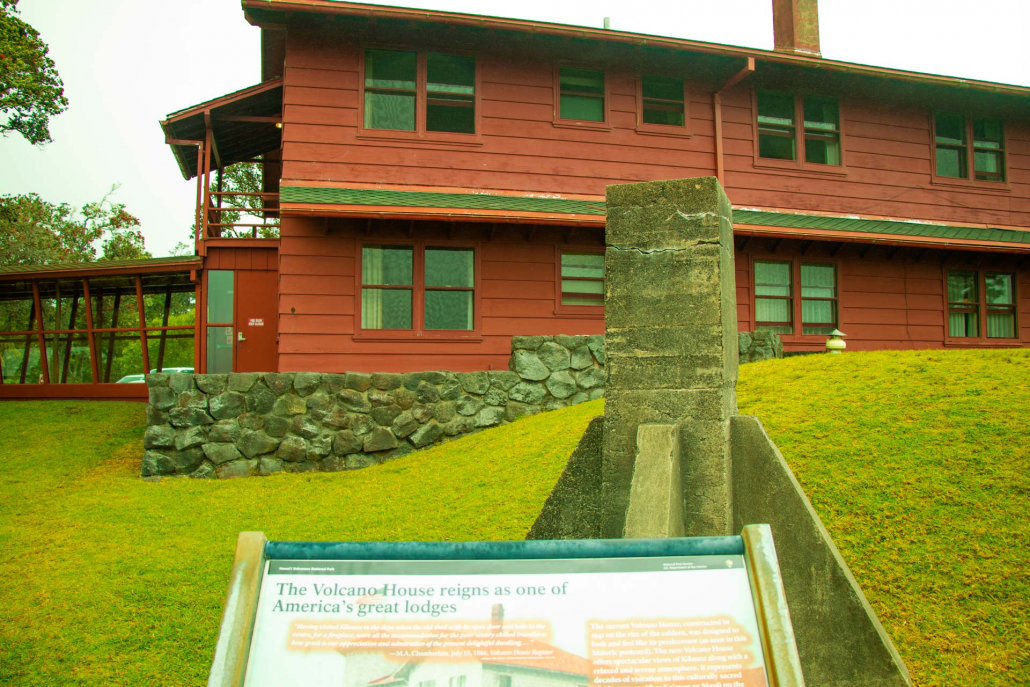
left=234, top=270, right=278, bottom=373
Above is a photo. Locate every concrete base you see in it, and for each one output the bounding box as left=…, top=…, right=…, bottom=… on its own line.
left=731, top=415, right=912, bottom=687
left=624, top=424, right=684, bottom=538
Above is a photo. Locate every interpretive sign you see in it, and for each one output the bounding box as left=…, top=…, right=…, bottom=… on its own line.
left=208, top=529, right=805, bottom=687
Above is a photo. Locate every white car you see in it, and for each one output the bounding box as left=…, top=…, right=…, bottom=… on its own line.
left=116, top=367, right=194, bottom=383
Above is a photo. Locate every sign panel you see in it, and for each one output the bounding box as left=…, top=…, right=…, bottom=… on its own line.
left=243, top=555, right=768, bottom=687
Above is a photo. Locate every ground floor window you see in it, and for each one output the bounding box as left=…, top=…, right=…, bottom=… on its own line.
left=560, top=250, right=604, bottom=307
left=361, top=243, right=475, bottom=333
left=755, top=260, right=837, bottom=336
left=947, top=270, right=1016, bottom=339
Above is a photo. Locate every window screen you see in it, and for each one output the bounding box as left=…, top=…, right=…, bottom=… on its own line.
left=641, top=75, right=685, bottom=127
left=364, top=50, right=417, bottom=131
left=560, top=67, right=605, bottom=122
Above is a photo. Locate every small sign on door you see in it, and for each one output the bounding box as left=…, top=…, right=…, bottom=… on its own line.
left=248, top=318, right=264, bottom=327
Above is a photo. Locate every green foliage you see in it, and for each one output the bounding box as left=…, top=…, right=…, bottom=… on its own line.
left=0, top=189, right=149, bottom=267
left=0, top=398, right=601, bottom=685
left=0, top=0, right=68, bottom=145
left=738, top=349, right=1030, bottom=687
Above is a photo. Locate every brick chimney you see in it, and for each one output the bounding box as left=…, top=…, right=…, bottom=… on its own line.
left=772, top=0, right=821, bottom=57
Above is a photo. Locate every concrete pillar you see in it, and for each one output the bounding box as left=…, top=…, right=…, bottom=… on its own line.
left=601, top=177, right=739, bottom=538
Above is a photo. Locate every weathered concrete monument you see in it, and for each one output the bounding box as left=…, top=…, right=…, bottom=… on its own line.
left=529, top=177, right=912, bottom=687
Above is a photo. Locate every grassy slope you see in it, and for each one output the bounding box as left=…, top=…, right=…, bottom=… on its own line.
left=737, top=349, right=1030, bottom=687
left=0, top=349, right=1027, bottom=686
left=0, top=400, right=602, bottom=686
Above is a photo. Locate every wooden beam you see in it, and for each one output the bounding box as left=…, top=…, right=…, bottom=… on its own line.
left=104, top=291, right=120, bottom=383
left=769, top=238, right=783, bottom=255
left=800, top=240, right=814, bottom=256
left=80, top=280, right=99, bottom=387
left=60, top=291, right=80, bottom=383
left=830, top=242, right=845, bottom=257
left=135, top=275, right=150, bottom=375
left=31, top=281, right=50, bottom=385
left=212, top=115, right=282, bottom=124
left=157, top=289, right=173, bottom=372
left=204, top=111, right=223, bottom=170
left=859, top=243, right=874, bottom=259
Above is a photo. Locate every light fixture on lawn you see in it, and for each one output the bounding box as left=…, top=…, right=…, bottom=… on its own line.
left=825, top=329, right=847, bottom=354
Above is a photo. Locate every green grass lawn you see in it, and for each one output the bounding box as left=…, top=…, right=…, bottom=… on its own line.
left=0, top=349, right=1027, bottom=686
left=737, top=349, right=1030, bottom=687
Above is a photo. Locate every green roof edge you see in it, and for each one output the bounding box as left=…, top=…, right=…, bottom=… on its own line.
left=280, top=185, right=1030, bottom=246
left=281, top=185, right=606, bottom=216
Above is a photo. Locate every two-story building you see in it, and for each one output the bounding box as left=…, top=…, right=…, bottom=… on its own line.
left=2, top=0, right=1028, bottom=397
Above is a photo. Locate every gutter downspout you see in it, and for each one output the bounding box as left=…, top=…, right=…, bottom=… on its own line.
left=714, top=57, right=756, bottom=185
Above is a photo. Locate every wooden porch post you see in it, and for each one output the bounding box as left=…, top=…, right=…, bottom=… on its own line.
left=31, top=281, right=50, bottom=384
left=135, top=275, right=150, bottom=375
left=82, top=278, right=100, bottom=384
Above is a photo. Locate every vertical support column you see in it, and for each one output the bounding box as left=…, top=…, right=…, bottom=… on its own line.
left=82, top=278, right=100, bottom=384
left=31, top=281, right=50, bottom=384
left=135, top=275, right=150, bottom=375
left=602, top=177, right=739, bottom=538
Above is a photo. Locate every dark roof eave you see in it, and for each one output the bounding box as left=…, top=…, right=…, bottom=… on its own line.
left=242, top=0, right=1030, bottom=99
left=0, top=256, right=203, bottom=281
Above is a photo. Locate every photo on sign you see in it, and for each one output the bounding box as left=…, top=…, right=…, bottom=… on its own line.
left=243, top=557, right=768, bottom=687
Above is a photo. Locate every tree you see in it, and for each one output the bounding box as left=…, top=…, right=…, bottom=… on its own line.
left=0, top=188, right=150, bottom=267
left=0, top=0, right=68, bottom=145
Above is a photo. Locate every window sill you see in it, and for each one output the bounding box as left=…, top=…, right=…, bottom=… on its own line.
left=944, top=338, right=1022, bottom=348
left=635, top=125, right=691, bottom=139
left=752, top=160, right=848, bottom=178
left=553, top=308, right=605, bottom=319
left=355, top=130, right=484, bottom=148
left=930, top=176, right=1011, bottom=193
left=552, top=120, right=612, bottom=133
left=353, top=332, right=484, bottom=343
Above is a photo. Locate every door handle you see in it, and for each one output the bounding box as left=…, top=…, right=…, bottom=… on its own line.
left=237, top=331, right=246, bottom=342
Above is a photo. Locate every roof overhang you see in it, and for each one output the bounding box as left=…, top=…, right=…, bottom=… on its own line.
left=0, top=256, right=203, bottom=283
left=242, top=0, right=1030, bottom=109
left=278, top=183, right=1030, bottom=253
left=161, top=78, right=284, bottom=180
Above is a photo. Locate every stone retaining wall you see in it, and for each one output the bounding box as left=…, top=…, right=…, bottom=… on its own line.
left=738, top=331, right=784, bottom=363
left=142, top=335, right=606, bottom=479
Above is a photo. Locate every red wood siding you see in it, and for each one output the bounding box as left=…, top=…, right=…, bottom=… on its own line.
left=735, top=240, right=1030, bottom=352
left=280, top=26, right=1030, bottom=230
left=204, top=246, right=278, bottom=271
left=723, top=90, right=1030, bottom=227
left=280, top=222, right=1028, bottom=372
left=277, top=217, right=605, bottom=372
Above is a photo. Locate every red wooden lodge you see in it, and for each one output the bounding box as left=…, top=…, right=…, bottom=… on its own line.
left=2, top=0, right=1029, bottom=400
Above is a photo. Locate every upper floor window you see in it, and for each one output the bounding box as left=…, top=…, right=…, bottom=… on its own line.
left=934, top=113, right=1005, bottom=183
left=947, top=270, right=1016, bottom=339
left=756, top=90, right=841, bottom=168
left=641, top=75, right=685, bottom=127
left=558, top=67, right=605, bottom=123
left=363, top=50, right=476, bottom=135
left=754, top=260, right=838, bottom=336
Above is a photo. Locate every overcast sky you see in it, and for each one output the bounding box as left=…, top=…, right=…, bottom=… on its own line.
left=2, top=0, right=1028, bottom=258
